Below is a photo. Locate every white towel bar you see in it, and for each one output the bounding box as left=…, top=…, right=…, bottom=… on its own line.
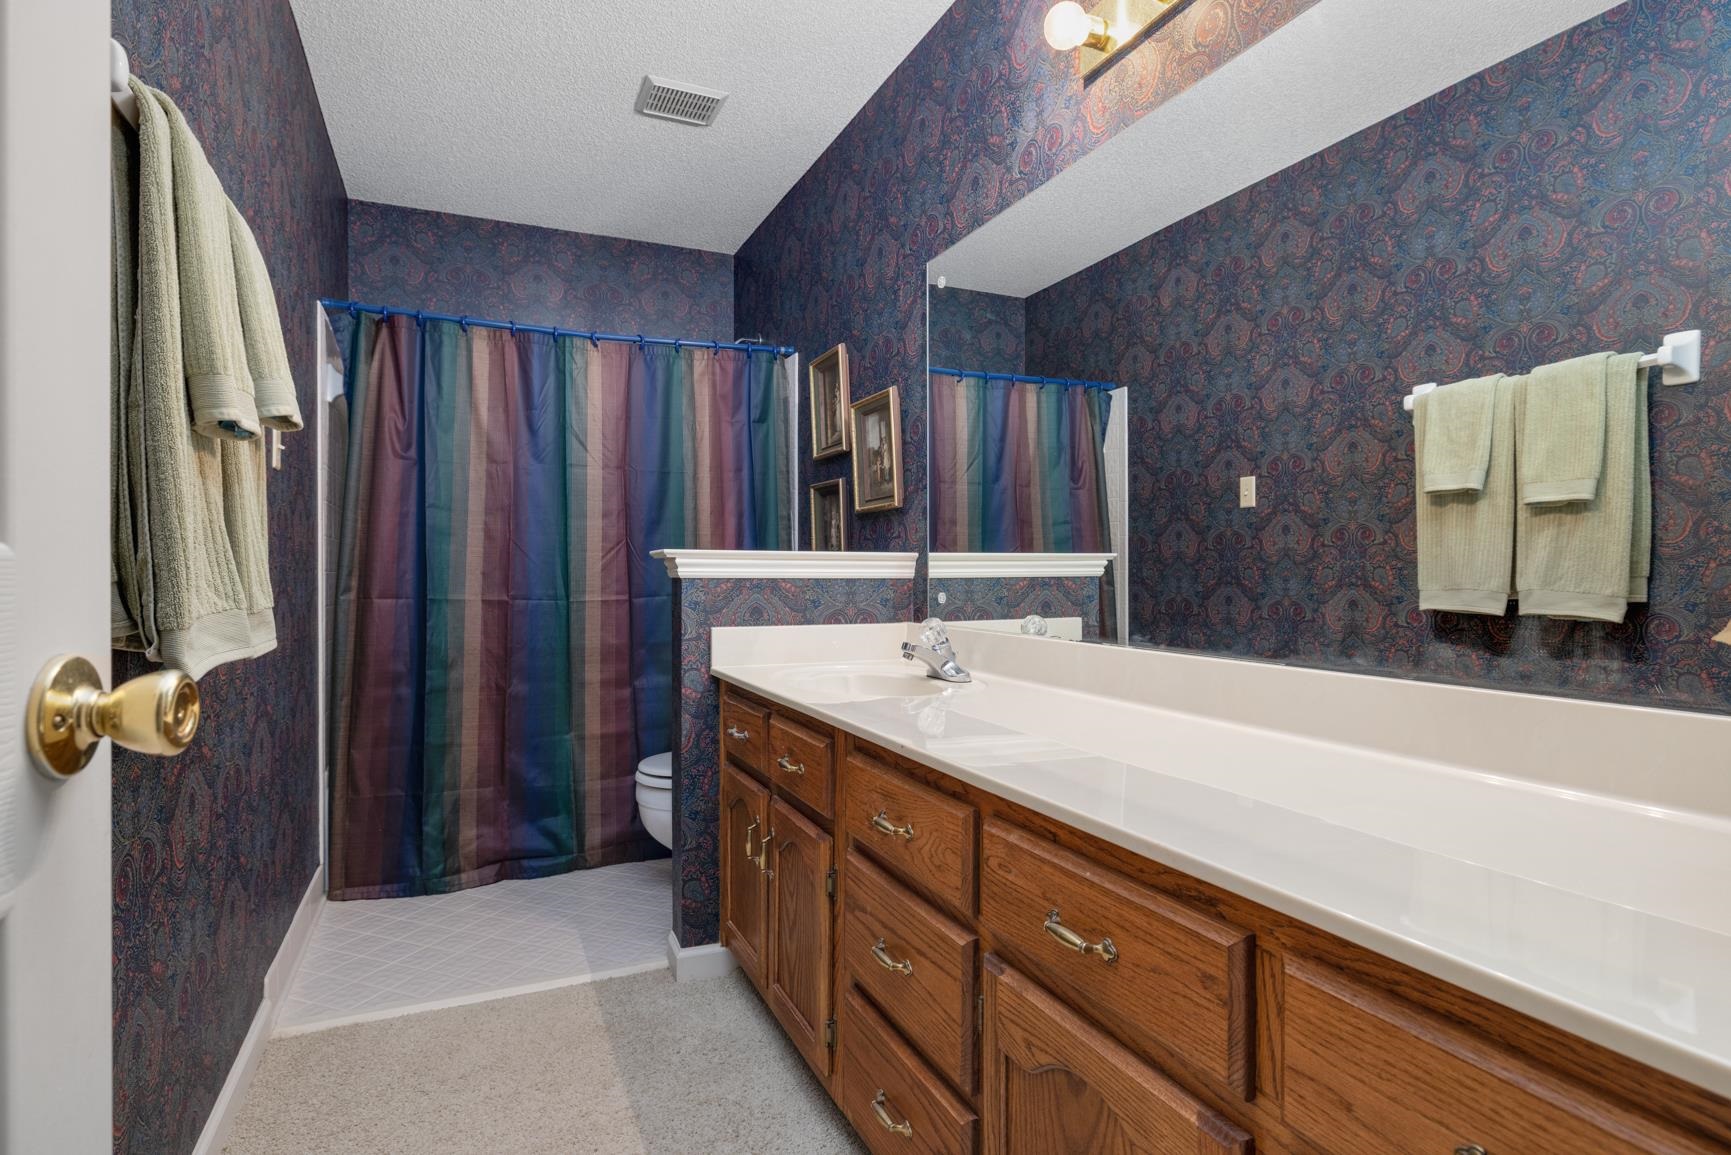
left=1403, top=329, right=1702, bottom=413
left=111, top=39, right=138, bottom=128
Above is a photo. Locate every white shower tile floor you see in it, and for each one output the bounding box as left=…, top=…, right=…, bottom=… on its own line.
left=276, top=857, right=673, bottom=1034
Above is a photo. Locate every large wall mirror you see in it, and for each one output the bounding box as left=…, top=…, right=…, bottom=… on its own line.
left=919, top=3, right=1710, bottom=697
left=923, top=250, right=1129, bottom=641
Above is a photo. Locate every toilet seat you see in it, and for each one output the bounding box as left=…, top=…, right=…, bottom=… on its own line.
left=634, top=751, right=673, bottom=788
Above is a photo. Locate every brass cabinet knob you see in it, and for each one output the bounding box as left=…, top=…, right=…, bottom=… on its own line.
left=26, top=654, right=200, bottom=778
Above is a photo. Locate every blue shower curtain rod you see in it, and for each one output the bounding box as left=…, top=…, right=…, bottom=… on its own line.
left=319, top=298, right=796, bottom=358
left=929, top=366, right=1115, bottom=390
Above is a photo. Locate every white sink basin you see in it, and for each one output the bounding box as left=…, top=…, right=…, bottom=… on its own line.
left=780, top=663, right=975, bottom=704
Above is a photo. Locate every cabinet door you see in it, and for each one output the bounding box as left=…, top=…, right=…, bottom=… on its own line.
left=720, top=762, right=770, bottom=991
left=982, top=955, right=1250, bottom=1155
left=767, top=795, right=835, bottom=1079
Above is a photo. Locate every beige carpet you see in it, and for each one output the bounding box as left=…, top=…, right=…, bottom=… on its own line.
left=223, top=969, right=864, bottom=1155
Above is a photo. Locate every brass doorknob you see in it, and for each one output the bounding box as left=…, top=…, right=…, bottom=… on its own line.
left=26, top=654, right=200, bottom=778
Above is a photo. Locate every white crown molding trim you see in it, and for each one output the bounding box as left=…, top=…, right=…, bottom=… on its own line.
left=192, top=868, right=324, bottom=1155
left=653, top=549, right=918, bottom=579
left=928, top=552, right=1115, bottom=579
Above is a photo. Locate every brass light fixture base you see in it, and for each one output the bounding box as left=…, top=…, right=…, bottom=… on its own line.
left=1077, top=0, right=1199, bottom=79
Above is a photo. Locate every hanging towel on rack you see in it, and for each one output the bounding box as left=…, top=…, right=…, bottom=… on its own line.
left=110, top=80, right=277, bottom=678
left=1516, top=352, right=1646, bottom=622
left=155, top=88, right=260, bottom=441
left=1415, top=374, right=1516, bottom=615
left=1419, top=374, right=1499, bottom=494
left=228, top=201, right=303, bottom=431
left=1520, top=352, right=1610, bottom=504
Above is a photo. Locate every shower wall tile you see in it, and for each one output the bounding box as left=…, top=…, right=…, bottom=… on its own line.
left=109, top=1, right=348, bottom=1151
left=347, top=200, right=734, bottom=339
left=671, top=576, right=916, bottom=946
left=735, top=0, right=1324, bottom=554
left=1026, top=0, right=1731, bottom=714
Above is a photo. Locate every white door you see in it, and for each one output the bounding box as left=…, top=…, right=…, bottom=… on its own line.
left=0, top=0, right=116, bottom=1150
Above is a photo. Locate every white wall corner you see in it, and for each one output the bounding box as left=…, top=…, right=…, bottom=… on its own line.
left=665, top=931, right=740, bottom=982
left=191, top=868, right=325, bottom=1155
left=653, top=549, right=918, bottom=579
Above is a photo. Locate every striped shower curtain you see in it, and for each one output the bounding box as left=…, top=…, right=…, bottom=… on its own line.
left=929, top=371, right=1113, bottom=552
left=329, top=314, right=790, bottom=899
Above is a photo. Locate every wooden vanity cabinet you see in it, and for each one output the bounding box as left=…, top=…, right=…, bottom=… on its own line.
left=765, top=795, right=835, bottom=1079
left=720, top=688, right=839, bottom=1082
left=982, top=955, right=1251, bottom=1155
left=714, top=679, right=1731, bottom=1155
left=719, top=761, right=769, bottom=991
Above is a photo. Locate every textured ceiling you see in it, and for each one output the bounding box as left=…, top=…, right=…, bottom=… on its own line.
left=931, top=0, right=1623, bottom=298
left=290, top=0, right=954, bottom=254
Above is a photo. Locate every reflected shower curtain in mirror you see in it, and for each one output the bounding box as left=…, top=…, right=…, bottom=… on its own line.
left=929, top=371, right=1113, bottom=552
left=329, top=314, right=791, bottom=899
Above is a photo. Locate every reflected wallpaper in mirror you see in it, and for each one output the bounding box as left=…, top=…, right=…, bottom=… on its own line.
left=922, top=1, right=1731, bottom=714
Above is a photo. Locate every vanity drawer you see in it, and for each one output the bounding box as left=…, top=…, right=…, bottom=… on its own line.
left=840, top=985, right=977, bottom=1155
left=1283, top=957, right=1717, bottom=1155
left=843, top=751, right=977, bottom=918
left=767, top=709, right=835, bottom=816
left=843, top=848, right=978, bottom=1094
left=720, top=693, right=768, bottom=774
left=979, top=820, right=1254, bottom=1098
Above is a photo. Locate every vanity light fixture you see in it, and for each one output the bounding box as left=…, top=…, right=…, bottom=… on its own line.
left=1044, top=0, right=1198, bottom=79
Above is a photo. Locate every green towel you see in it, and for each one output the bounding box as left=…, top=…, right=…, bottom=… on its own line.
left=1520, top=352, right=1610, bottom=504
left=228, top=200, right=303, bottom=431
left=1630, top=364, right=1651, bottom=602
left=1420, top=375, right=1498, bottom=493
left=1516, top=352, right=1645, bottom=622
left=154, top=87, right=260, bottom=441
left=110, top=81, right=277, bottom=679
left=1416, top=374, right=1516, bottom=615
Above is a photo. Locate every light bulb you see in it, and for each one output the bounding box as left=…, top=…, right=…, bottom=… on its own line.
left=1043, top=1, right=1094, bottom=51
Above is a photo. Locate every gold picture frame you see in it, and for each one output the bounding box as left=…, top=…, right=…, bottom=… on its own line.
left=809, top=479, right=847, bottom=551
left=809, top=343, right=850, bottom=460
left=849, top=386, right=903, bottom=513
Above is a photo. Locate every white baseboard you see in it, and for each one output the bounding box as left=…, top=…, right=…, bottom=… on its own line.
left=192, top=867, right=324, bottom=1155
left=666, top=931, right=738, bottom=982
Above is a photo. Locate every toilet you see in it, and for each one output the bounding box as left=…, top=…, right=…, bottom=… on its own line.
left=635, top=752, right=674, bottom=850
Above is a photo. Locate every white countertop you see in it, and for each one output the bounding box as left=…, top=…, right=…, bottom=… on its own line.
left=710, top=623, right=1731, bottom=1098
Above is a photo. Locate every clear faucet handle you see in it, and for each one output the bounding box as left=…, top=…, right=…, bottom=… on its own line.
left=919, top=617, right=950, bottom=647
left=1020, top=614, right=1049, bottom=636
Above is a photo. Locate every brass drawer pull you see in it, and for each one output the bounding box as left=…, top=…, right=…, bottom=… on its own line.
left=870, top=810, right=914, bottom=840
left=871, top=938, right=914, bottom=976
left=871, top=1090, right=913, bottom=1138
left=757, top=828, right=774, bottom=875
left=726, top=725, right=750, bottom=740
left=1043, top=908, right=1119, bottom=965
left=776, top=755, right=806, bottom=775
left=744, top=818, right=759, bottom=861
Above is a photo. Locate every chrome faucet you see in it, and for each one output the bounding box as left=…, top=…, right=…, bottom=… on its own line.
left=901, top=617, right=971, bottom=683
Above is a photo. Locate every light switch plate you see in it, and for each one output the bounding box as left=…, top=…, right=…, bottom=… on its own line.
left=1238, top=475, right=1256, bottom=508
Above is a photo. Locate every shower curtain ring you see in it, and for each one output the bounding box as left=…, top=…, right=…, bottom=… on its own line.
left=710, top=341, right=719, bottom=356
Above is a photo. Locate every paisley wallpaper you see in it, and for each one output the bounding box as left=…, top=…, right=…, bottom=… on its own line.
left=348, top=200, right=734, bottom=339
left=1025, top=0, right=1731, bottom=712
left=672, top=577, right=915, bottom=946
left=735, top=0, right=1323, bottom=555
left=930, top=286, right=1026, bottom=376
left=932, top=575, right=1105, bottom=639
left=109, top=1, right=346, bottom=1151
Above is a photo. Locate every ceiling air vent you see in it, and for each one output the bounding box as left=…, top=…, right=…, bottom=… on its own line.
left=635, top=75, right=728, bottom=127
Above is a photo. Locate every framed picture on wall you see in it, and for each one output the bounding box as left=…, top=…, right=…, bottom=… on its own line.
left=850, top=386, right=903, bottom=513
left=809, top=343, right=851, bottom=460
left=809, top=479, right=847, bottom=551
